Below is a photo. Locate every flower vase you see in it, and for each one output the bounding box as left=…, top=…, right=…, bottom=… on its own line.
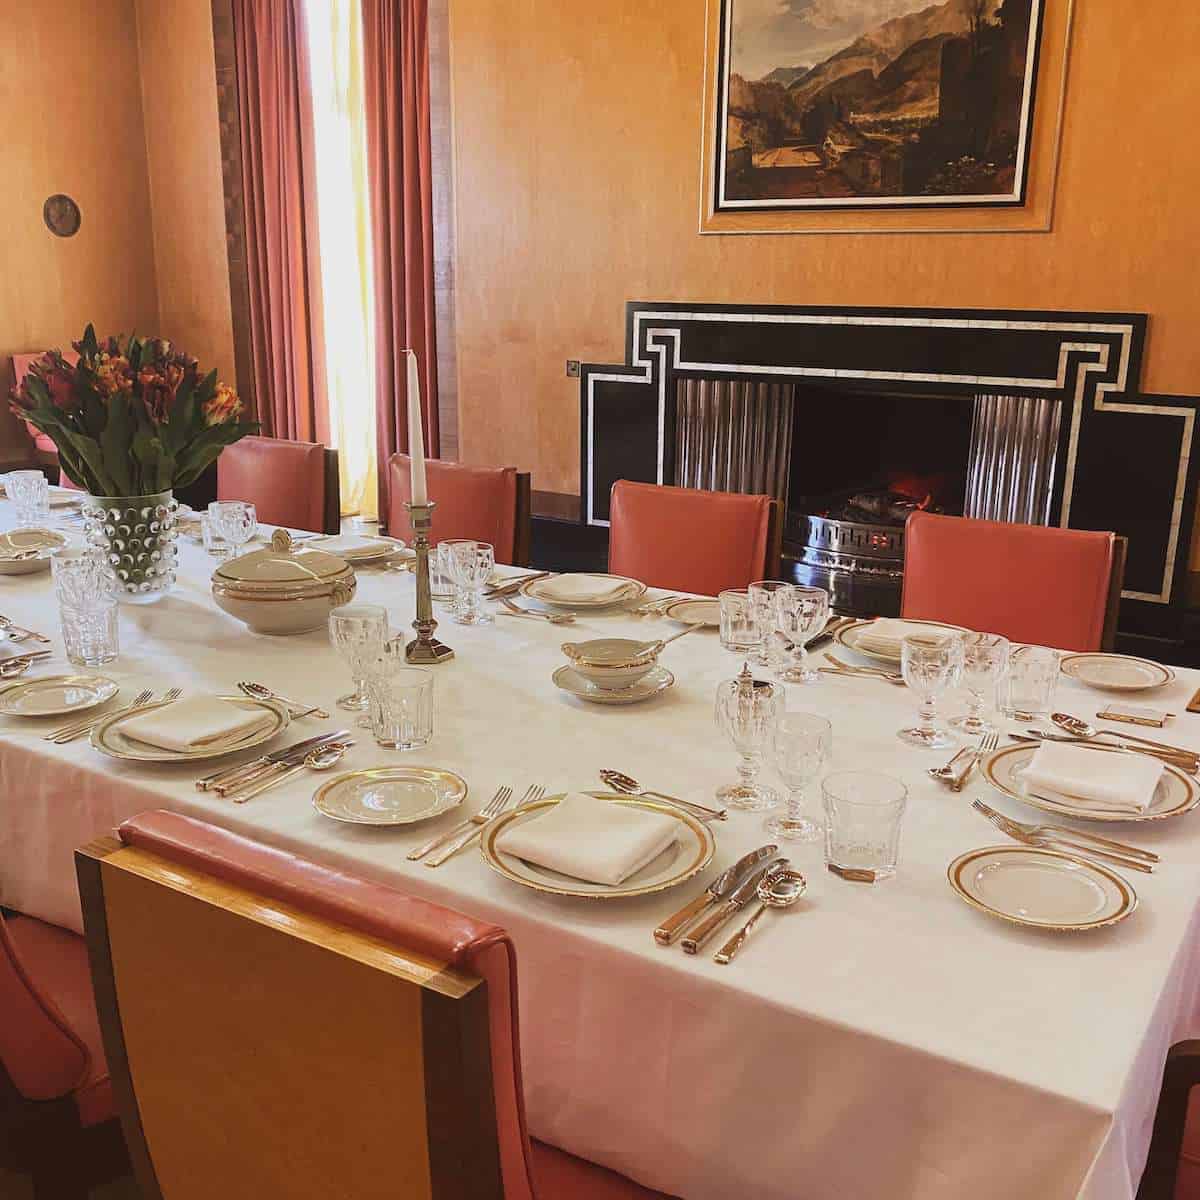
left=80, top=492, right=180, bottom=603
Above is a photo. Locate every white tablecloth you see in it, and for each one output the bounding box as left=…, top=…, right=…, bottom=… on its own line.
left=2, top=504, right=1200, bottom=1200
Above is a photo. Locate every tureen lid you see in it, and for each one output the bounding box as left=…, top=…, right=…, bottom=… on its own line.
left=213, top=528, right=353, bottom=588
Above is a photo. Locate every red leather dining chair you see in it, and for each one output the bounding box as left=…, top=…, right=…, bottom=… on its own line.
left=608, top=480, right=781, bottom=596
left=217, top=435, right=341, bottom=533
left=901, top=511, right=1126, bottom=652
left=75, top=812, right=672, bottom=1200
left=387, top=453, right=532, bottom=566
left=0, top=908, right=128, bottom=1197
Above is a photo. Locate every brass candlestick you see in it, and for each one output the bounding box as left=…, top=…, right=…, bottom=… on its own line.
left=404, top=500, right=454, bottom=664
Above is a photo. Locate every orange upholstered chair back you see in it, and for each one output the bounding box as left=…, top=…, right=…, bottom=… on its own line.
left=608, top=480, right=780, bottom=595
left=75, top=812, right=534, bottom=1200
left=217, top=435, right=339, bottom=533
left=901, top=511, right=1124, bottom=652
left=388, top=454, right=530, bottom=566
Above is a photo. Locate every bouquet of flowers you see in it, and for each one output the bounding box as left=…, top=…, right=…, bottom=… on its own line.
left=9, top=325, right=258, bottom=496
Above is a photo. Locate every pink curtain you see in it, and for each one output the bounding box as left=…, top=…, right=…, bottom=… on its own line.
left=234, top=0, right=329, bottom=443
left=362, top=0, right=440, bottom=521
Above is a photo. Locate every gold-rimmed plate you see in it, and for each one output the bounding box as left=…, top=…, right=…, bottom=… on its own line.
left=552, top=664, right=675, bottom=705
left=90, top=695, right=290, bottom=762
left=948, top=845, right=1137, bottom=931
left=982, top=742, right=1199, bottom=822
left=1060, top=653, right=1175, bottom=692
left=481, top=791, right=715, bottom=899
left=521, top=573, right=647, bottom=609
left=312, top=766, right=467, bottom=826
left=834, top=618, right=970, bottom=664
left=308, top=534, right=407, bottom=564
left=663, top=598, right=720, bottom=626
left=0, top=674, right=118, bottom=717
left=0, top=528, right=67, bottom=575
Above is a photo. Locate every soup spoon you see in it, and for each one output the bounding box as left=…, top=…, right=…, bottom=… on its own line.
left=1051, top=711, right=1198, bottom=762
left=714, top=868, right=807, bottom=964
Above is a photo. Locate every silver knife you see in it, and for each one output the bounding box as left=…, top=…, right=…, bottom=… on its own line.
left=681, top=858, right=789, bottom=955
left=654, top=844, right=778, bottom=946
left=196, top=729, right=350, bottom=791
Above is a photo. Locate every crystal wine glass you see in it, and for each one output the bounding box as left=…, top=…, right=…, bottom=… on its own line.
left=952, top=632, right=1009, bottom=735
left=714, top=663, right=781, bottom=811
left=329, top=603, right=389, bottom=712
left=447, top=540, right=495, bottom=625
left=773, top=585, right=830, bottom=683
left=898, top=631, right=964, bottom=749
left=767, top=711, right=832, bottom=841
left=208, top=500, right=257, bottom=562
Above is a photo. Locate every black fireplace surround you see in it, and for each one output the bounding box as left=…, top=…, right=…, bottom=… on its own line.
left=575, top=302, right=1200, bottom=645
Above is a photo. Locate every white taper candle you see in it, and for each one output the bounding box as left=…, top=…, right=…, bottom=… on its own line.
left=406, top=350, right=428, bottom=505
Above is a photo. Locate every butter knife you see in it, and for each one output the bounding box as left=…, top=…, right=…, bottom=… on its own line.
left=197, top=729, right=350, bottom=791
left=680, top=858, right=788, bottom=955
left=654, top=843, right=778, bottom=946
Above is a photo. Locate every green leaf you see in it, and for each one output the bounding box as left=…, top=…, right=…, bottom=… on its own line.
left=23, top=375, right=51, bottom=409
left=81, top=325, right=98, bottom=358
left=100, top=394, right=134, bottom=495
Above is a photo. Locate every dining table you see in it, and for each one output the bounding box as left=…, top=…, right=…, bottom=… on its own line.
left=2, top=498, right=1200, bottom=1200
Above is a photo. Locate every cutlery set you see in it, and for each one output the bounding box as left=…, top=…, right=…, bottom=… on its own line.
left=485, top=571, right=555, bottom=599
left=196, top=729, right=352, bottom=796
left=236, top=680, right=330, bottom=720
left=929, top=732, right=999, bottom=792
left=819, top=652, right=905, bottom=685
left=0, top=614, right=51, bottom=644
left=0, top=650, right=52, bottom=678
left=633, top=594, right=689, bottom=616
left=498, top=596, right=576, bottom=625
left=408, top=783, right=545, bottom=866
left=43, top=689, right=155, bottom=743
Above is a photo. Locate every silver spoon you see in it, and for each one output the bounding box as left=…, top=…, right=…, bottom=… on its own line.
left=237, top=680, right=330, bottom=720
left=714, top=869, right=807, bottom=964
left=600, top=768, right=728, bottom=821
left=1051, top=711, right=1199, bottom=761
left=231, top=742, right=349, bottom=803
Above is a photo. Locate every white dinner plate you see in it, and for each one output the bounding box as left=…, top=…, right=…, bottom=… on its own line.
left=90, top=695, right=290, bottom=762
left=307, top=534, right=407, bottom=563
left=521, top=573, right=646, bottom=609
left=982, top=742, right=1199, bottom=822
left=663, top=598, right=720, bottom=627
left=948, top=845, right=1136, bottom=931
left=553, top=664, right=675, bottom=705
left=481, top=792, right=715, bottom=899
left=313, top=766, right=467, bottom=826
left=834, top=618, right=970, bottom=664
left=0, top=674, right=119, bottom=717
left=1060, top=653, right=1175, bottom=692
left=0, top=528, right=67, bottom=575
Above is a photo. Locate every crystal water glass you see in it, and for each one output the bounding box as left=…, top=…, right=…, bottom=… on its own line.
left=823, top=771, right=907, bottom=882
left=366, top=641, right=434, bottom=750
left=200, top=513, right=227, bottom=557
left=430, top=542, right=457, bottom=605
left=952, top=632, right=1009, bottom=735
left=773, top=584, right=830, bottom=684
left=767, top=711, right=832, bottom=842
left=208, top=500, right=257, bottom=561
left=6, top=470, right=50, bottom=527
left=748, top=580, right=789, bottom=667
left=714, top=665, right=781, bottom=810
left=898, top=631, right=964, bottom=749
left=51, top=549, right=119, bottom=667
left=447, top=540, right=495, bottom=625
left=1001, top=646, right=1059, bottom=718
left=718, top=590, right=759, bottom=654
left=329, top=603, right=389, bottom=712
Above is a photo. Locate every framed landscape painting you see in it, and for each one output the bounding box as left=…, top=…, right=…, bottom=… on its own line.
left=712, top=0, right=1046, bottom=213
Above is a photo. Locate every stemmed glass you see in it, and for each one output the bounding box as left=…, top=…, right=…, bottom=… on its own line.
left=766, top=711, right=832, bottom=841
left=447, top=540, right=495, bottom=625
left=208, top=500, right=257, bottom=562
left=773, top=585, right=830, bottom=683
left=952, top=632, right=1009, bottom=735
left=748, top=580, right=788, bottom=667
left=898, top=632, right=964, bottom=748
left=329, top=603, right=389, bottom=713
left=714, top=663, right=781, bottom=811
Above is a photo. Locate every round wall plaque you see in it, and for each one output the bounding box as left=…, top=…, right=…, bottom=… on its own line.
left=43, top=194, right=81, bottom=238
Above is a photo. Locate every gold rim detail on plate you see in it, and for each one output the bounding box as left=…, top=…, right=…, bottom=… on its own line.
left=947, top=845, right=1137, bottom=932
left=1060, top=653, right=1175, bottom=692
left=552, top=665, right=675, bottom=705
left=481, top=792, right=715, bottom=899
left=981, top=742, right=1200, bottom=823
left=833, top=618, right=970, bottom=664
left=520, top=573, right=647, bottom=609
left=312, top=766, right=467, bottom=826
left=663, top=598, right=720, bottom=627
left=89, top=696, right=291, bottom=762
left=0, top=674, right=119, bottom=717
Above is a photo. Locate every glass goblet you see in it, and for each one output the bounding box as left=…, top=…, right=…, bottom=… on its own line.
left=748, top=580, right=789, bottom=667
left=208, top=500, right=257, bottom=562
left=898, top=632, right=964, bottom=749
left=766, top=711, right=832, bottom=842
left=714, top=663, right=781, bottom=811
left=773, top=585, right=830, bottom=684
left=329, top=602, right=389, bottom=713
left=447, top=540, right=495, bottom=625
left=952, top=632, right=1009, bottom=735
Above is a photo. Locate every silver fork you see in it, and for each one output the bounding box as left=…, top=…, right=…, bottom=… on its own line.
left=407, top=785, right=513, bottom=862
left=971, top=798, right=1155, bottom=873
left=45, top=688, right=153, bottom=742
left=425, top=784, right=545, bottom=867
left=634, top=595, right=685, bottom=616
left=498, top=596, right=576, bottom=625
left=58, top=687, right=182, bottom=745
left=951, top=731, right=998, bottom=792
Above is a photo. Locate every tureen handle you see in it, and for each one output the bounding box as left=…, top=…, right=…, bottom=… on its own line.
left=270, top=529, right=293, bottom=553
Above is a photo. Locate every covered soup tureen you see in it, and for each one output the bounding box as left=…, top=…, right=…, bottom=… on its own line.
left=211, top=529, right=356, bottom=635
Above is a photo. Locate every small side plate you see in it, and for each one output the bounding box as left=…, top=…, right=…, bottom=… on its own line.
left=313, top=766, right=467, bottom=825
left=0, top=528, right=67, bottom=575
left=1060, top=653, right=1175, bottom=692
left=663, top=598, right=720, bottom=627
left=0, top=674, right=118, bottom=717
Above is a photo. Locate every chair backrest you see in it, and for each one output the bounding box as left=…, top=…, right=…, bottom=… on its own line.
left=607, top=480, right=780, bottom=595
left=75, top=812, right=535, bottom=1200
left=901, top=510, right=1124, bottom=652
left=0, top=910, right=91, bottom=1102
left=388, top=454, right=531, bottom=566
left=216, top=435, right=339, bottom=534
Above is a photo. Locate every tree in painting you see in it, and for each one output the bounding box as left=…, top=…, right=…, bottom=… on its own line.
left=720, top=0, right=1039, bottom=207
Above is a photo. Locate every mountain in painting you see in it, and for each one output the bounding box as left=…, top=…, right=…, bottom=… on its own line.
left=761, top=64, right=813, bottom=86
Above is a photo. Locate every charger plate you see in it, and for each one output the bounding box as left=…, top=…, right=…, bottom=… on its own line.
left=834, top=617, right=970, bottom=664
left=481, top=791, right=714, bottom=899
left=521, top=573, right=646, bottom=609
left=90, top=695, right=290, bottom=762
left=0, top=528, right=66, bottom=575
left=313, top=766, right=467, bottom=826
left=1060, top=653, right=1175, bottom=692
left=982, top=742, right=1199, bottom=822
left=0, top=674, right=118, bottom=717
left=948, top=845, right=1136, bottom=931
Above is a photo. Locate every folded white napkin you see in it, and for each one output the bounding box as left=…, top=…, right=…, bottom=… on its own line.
left=856, top=618, right=955, bottom=656
left=1020, top=741, right=1164, bottom=813
left=121, top=697, right=274, bottom=752
left=536, top=574, right=631, bottom=603
left=310, top=534, right=390, bottom=557
left=494, top=792, right=679, bottom=886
